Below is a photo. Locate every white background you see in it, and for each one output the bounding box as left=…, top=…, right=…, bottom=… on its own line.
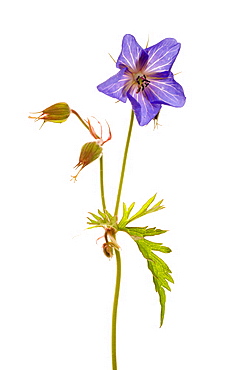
left=1, top=0, right=246, bottom=369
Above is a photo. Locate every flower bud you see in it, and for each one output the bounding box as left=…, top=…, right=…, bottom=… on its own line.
left=29, top=102, right=71, bottom=129
left=102, top=243, right=114, bottom=258
left=71, top=142, right=103, bottom=182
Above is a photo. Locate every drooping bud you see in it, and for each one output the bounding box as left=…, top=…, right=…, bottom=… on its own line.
left=106, top=227, right=120, bottom=250
left=29, top=102, right=71, bottom=129
left=101, top=227, right=120, bottom=258
left=102, top=243, right=114, bottom=258
left=71, top=142, right=103, bottom=182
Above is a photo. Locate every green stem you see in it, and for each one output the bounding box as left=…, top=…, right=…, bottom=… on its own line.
left=100, top=155, right=106, bottom=212
left=112, top=110, right=135, bottom=370
left=111, top=248, right=121, bottom=370
left=71, top=109, right=106, bottom=210
left=114, top=110, right=135, bottom=217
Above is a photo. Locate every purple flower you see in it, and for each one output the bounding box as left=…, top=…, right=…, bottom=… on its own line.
left=97, top=34, right=186, bottom=126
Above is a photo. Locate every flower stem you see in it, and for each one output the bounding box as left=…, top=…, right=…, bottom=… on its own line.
left=111, top=248, right=121, bottom=370
left=114, top=110, right=135, bottom=217
left=70, top=109, right=89, bottom=130
left=100, top=155, right=106, bottom=212
left=112, top=110, right=135, bottom=370
left=71, top=109, right=106, bottom=210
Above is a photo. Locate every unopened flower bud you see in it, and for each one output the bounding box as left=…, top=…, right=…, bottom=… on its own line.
left=29, top=102, right=71, bottom=129
left=71, top=142, right=103, bottom=182
left=102, top=243, right=114, bottom=258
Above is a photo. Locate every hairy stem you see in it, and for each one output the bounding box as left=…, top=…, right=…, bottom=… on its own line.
left=112, top=110, right=134, bottom=370
left=100, top=156, right=106, bottom=212
left=114, top=110, right=135, bottom=217
left=111, top=248, right=121, bottom=370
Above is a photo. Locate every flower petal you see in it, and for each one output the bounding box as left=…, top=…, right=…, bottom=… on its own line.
left=127, top=90, right=161, bottom=126
left=145, top=38, right=180, bottom=73
left=97, top=68, right=129, bottom=102
left=146, top=72, right=186, bottom=107
left=116, top=34, right=148, bottom=72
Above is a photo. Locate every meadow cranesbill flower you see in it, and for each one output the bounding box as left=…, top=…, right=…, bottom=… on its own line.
left=29, top=102, right=71, bottom=129
left=29, top=33, right=187, bottom=370
left=97, top=34, right=186, bottom=126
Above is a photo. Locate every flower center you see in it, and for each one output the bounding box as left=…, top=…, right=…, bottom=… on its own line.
left=136, top=74, right=150, bottom=94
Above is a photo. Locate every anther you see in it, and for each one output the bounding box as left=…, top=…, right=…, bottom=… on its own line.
left=136, top=75, right=150, bottom=94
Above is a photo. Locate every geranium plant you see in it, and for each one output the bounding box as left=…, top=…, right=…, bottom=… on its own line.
left=29, top=34, right=185, bottom=370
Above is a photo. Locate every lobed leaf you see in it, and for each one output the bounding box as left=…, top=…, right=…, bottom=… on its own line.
left=127, top=194, right=158, bottom=224
left=118, top=202, right=135, bottom=228
left=118, top=194, right=165, bottom=228
left=88, top=197, right=171, bottom=326
left=124, top=226, right=173, bottom=327
left=153, top=277, right=166, bottom=326
left=126, top=226, right=168, bottom=237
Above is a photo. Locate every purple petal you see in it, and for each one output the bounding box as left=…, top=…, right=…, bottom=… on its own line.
left=97, top=68, right=129, bottom=102
left=146, top=72, right=186, bottom=107
left=127, top=90, right=161, bottom=126
left=116, top=34, right=148, bottom=72
left=145, top=38, right=180, bottom=73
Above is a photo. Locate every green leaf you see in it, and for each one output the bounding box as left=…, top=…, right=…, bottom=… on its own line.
left=126, top=226, right=168, bottom=237
left=153, top=277, right=166, bottom=326
left=118, top=202, right=135, bottom=228
left=88, top=196, right=171, bottom=326
left=124, top=226, right=173, bottom=327
left=150, top=244, right=172, bottom=254
left=87, top=209, right=118, bottom=229
left=118, top=194, right=165, bottom=228
left=97, top=209, right=106, bottom=219
left=88, top=212, right=102, bottom=221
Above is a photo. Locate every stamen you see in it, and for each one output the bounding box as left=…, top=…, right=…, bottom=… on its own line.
left=136, top=75, right=150, bottom=94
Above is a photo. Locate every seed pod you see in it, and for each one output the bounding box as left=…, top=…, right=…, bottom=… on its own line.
left=29, top=102, right=71, bottom=129
left=71, top=142, right=103, bottom=182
